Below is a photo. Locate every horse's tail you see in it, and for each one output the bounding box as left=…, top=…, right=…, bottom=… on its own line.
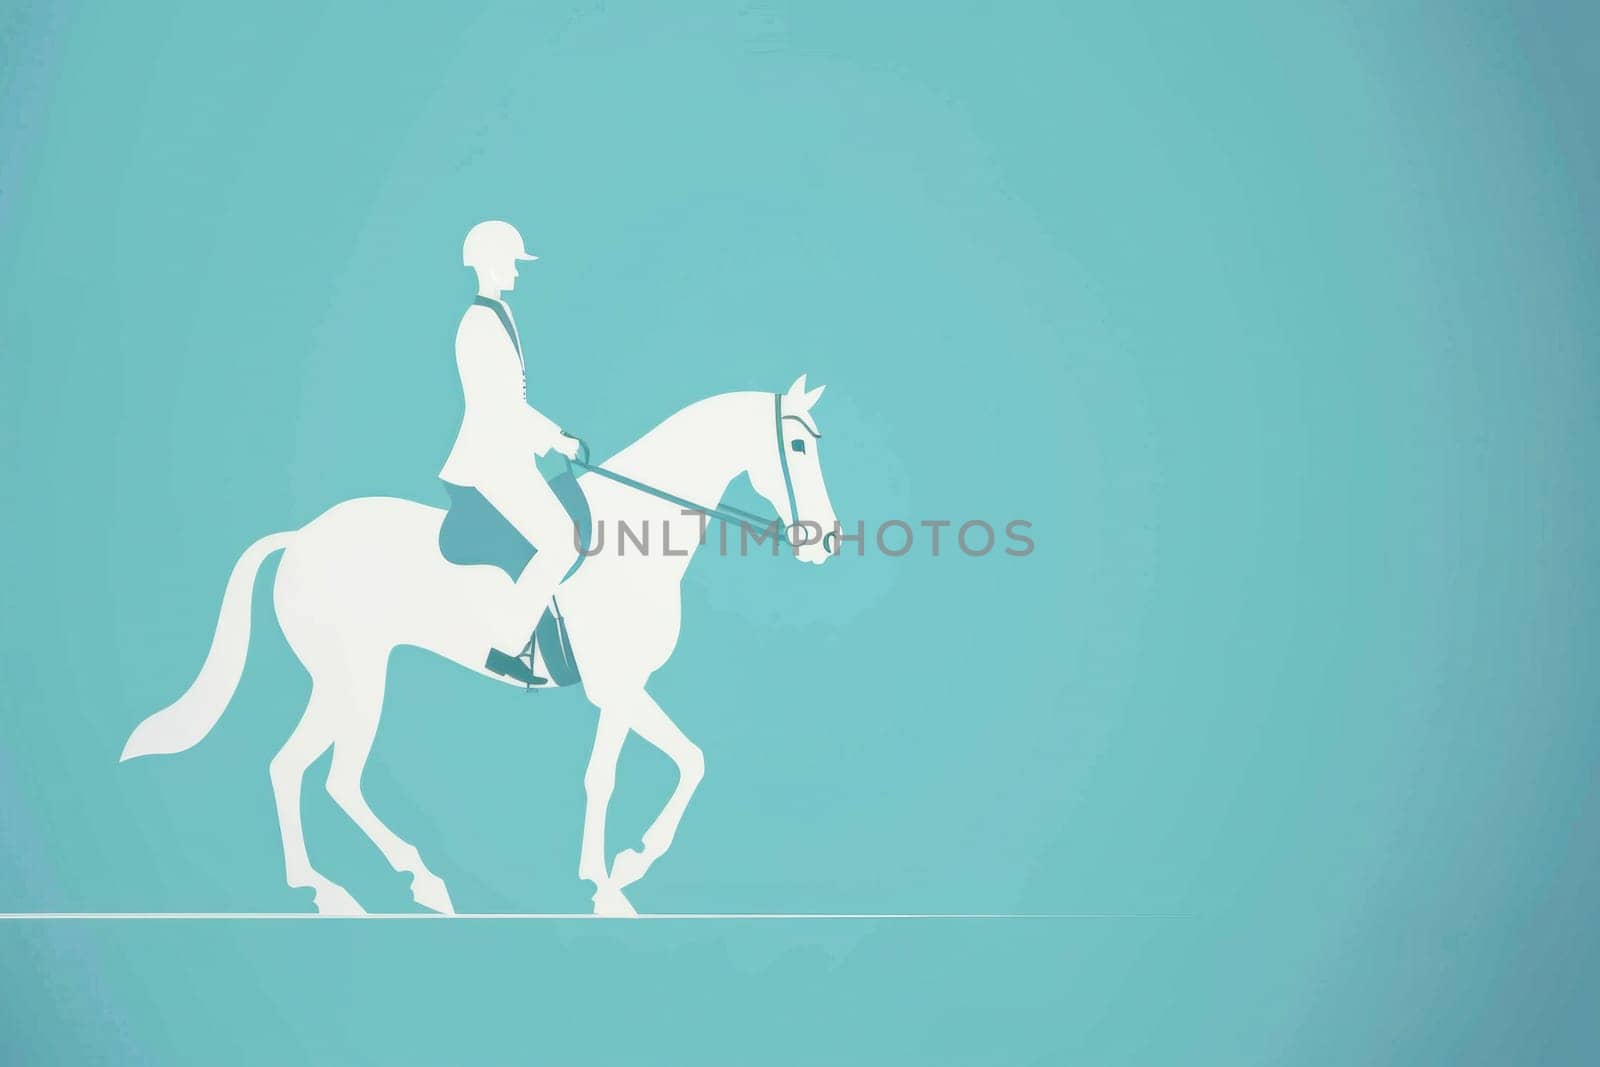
left=120, top=530, right=296, bottom=762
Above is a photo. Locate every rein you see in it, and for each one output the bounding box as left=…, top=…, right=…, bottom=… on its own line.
left=473, top=300, right=814, bottom=548
left=565, top=393, right=802, bottom=546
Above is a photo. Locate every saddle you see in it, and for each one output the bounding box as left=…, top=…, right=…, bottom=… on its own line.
left=437, top=467, right=592, bottom=687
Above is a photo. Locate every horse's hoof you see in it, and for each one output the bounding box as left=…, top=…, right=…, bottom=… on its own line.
left=592, top=885, right=638, bottom=918
left=411, top=871, right=456, bottom=915
left=313, top=883, right=366, bottom=916
left=610, top=847, right=651, bottom=889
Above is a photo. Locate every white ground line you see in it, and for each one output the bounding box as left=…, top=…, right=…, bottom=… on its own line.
left=0, top=912, right=1189, bottom=921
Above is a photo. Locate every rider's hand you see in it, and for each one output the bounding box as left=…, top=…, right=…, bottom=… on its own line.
left=554, top=435, right=581, bottom=460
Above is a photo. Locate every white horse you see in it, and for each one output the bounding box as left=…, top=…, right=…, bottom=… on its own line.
left=121, top=376, right=837, bottom=917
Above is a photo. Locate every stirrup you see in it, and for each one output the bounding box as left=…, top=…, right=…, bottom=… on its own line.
left=485, top=636, right=546, bottom=688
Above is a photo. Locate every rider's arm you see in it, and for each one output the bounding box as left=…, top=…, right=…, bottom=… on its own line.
left=457, top=310, right=565, bottom=458
left=519, top=402, right=564, bottom=458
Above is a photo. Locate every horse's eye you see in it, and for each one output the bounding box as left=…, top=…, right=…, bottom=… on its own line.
left=791, top=439, right=806, bottom=454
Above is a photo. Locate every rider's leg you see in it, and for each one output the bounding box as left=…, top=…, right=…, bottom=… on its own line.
left=478, top=473, right=581, bottom=654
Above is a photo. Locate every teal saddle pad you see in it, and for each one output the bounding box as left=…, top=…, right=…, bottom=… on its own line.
left=437, top=473, right=592, bottom=582
left=437, top=474, right=591, bottom=688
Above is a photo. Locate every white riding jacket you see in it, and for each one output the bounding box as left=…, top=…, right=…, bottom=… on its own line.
left=438, top=299, right=563, bottom=489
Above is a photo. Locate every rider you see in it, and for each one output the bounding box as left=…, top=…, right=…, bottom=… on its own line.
left=439, top=220, right=581, bottom=685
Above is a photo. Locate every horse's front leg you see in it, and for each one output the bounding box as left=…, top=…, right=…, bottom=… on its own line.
left=579, top=708, right=634, bottom=916
left=607, top=690, right=705, bottom=896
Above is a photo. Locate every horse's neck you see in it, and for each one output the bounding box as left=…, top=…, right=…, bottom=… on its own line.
left=592, top=392, right=766, bottom=565
left=602, top=392, right=764, bottom=498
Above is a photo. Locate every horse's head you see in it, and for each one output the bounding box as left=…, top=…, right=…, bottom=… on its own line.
left=749, top=374, right=838, bottom=565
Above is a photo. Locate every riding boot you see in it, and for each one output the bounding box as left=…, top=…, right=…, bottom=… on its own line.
left=486, top=633, right=546, bottom=687
left=483, top=530, right=575, bottom=688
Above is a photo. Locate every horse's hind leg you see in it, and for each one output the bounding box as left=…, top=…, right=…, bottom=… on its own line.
left=269, top=681, right=364, bottom=915
left=323, top=666, right=456, bottom=915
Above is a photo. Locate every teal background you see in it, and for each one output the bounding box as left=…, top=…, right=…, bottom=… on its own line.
left=2, top=1, right=1597, bottom=1062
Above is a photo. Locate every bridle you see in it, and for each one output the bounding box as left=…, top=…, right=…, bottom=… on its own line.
left=568, top=393, right=825, bottom=551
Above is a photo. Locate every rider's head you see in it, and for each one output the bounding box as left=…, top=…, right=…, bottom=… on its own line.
left=463, top=220, right=537, bottom=296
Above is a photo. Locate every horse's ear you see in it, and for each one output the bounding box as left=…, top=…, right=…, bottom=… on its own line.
left=785, top=374, right=824, bottom=411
